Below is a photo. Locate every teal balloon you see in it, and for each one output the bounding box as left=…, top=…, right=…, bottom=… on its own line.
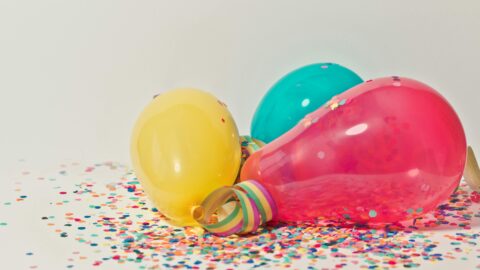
left=251, top=63, right=363, bottom=143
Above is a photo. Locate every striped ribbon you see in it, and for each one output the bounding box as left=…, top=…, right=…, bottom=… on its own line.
left=193, top=180, right=277, bottom=236
left=240, top=136, right=265, bottom=165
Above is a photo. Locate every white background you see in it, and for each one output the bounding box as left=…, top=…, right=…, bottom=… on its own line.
left=1, top=0, right=479, bottom=165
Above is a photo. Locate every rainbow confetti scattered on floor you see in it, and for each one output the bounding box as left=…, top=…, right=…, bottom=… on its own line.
left=1, top=161, right=479, bottom=269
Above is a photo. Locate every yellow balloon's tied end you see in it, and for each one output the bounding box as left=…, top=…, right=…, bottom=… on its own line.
left=194, top=180, right=277, bottom=236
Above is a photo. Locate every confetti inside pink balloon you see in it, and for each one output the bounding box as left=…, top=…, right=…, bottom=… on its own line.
left=241, top=77, right=466, bottom=223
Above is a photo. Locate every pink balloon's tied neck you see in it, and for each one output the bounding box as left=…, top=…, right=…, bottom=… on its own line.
left=193, top=180, right=277, bottom=236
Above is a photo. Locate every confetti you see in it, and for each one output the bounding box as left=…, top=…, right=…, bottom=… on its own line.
left=3, top=161, right=480, bottom=269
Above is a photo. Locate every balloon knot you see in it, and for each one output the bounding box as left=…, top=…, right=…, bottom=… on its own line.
left=191, top=205, right=205, bottom=220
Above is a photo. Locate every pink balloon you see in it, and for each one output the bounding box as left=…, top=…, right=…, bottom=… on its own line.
left=241, top=77, right=466, bottom=223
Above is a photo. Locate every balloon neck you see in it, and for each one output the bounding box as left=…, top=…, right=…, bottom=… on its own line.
left=191, top=205, right=205, bottom=220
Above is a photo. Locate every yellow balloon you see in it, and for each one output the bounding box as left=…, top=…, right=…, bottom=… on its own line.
left=131, top=88, right=241, bottom=227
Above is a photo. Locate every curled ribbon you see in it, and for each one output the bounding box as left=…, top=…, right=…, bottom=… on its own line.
left=237, top=136, right=265, bottom=182
left=240, top=136, right=265, bottom=165
left=465, top=145, right=480, bottom=191
left=193, top=180, right=277, bottom=236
